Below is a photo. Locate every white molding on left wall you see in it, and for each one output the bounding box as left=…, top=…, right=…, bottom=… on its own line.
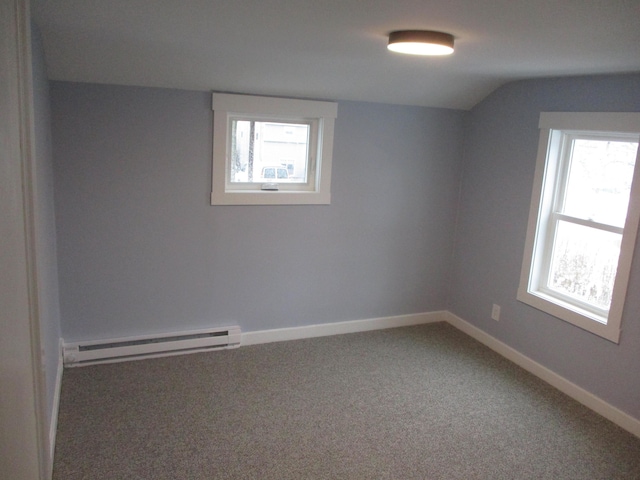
left=1, top=0, right=49, bottom=476
left=49, top=338, right=63, bottom=463
left=241, top=311, right=447, bottom=346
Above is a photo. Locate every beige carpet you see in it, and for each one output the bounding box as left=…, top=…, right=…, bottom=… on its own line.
left=53, top=322, right=640, bottom=479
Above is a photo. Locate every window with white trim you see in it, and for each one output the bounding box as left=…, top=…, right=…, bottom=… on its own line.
left=211, top=93, right=337, bottom=205
left=518, top=112, right=640, bottom=343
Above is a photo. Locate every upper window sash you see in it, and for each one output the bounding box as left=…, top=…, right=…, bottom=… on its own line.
left=553, top=131, right=637, bottom=228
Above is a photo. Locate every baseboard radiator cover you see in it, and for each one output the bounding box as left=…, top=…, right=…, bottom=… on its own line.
left=63, top=326, right=241, bottom=367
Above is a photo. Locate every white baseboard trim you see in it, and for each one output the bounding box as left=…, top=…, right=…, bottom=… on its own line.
left=445, top=312, right=640, bottom=439
left=242, top=311, right=447, bottom=346
left=49, top=338, right=63, bottom=464
left=57, top=310, right=639, bottom=438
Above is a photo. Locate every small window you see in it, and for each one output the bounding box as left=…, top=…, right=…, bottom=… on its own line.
left=211, top=93, right=337, bottom=205
left=518, top=112, right=640, bottom=343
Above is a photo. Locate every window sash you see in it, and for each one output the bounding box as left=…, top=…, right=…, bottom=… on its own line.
left=554, top=133, right=637, bottom=228
left=225, top=116, right=318, bottom=191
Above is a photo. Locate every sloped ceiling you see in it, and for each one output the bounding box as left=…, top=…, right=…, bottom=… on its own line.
left=32, top=0, right=640, bottom=110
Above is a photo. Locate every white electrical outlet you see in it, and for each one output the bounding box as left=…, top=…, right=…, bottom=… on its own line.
left=491, top=304, right=501, bottom=321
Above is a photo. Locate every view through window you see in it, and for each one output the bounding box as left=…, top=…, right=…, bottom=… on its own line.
left=230, top=120, right=310, bottom=184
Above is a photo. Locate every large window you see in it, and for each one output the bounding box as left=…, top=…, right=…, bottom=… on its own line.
left=518, top=113, right=640, bottom=343
left=211, top=93, right=337, bottom=205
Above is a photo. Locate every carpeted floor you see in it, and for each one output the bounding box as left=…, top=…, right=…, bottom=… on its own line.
left=53, top=322, right=640, bottom=479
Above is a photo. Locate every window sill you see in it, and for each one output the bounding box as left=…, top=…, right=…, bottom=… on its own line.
left=210, top=189, right=331, bottom=206
left=517, top=288, right=620, bottom=343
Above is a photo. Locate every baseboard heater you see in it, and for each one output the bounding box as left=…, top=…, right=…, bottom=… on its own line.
left=63, top=326, right=241, bottom=367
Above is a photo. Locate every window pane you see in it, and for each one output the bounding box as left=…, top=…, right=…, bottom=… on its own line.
left=229, top=120, right=310, bottom=184
left=548, top=220, right=621, bottom=311
left=562, top=138, right=638, bottom=227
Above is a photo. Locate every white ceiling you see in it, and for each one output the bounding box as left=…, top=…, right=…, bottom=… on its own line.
left=32, top=0, right=640, bottom=110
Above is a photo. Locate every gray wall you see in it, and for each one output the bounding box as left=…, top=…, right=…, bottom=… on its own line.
left=50, top=74, right=640, bottom=422
left=51, top=82, right=465, bottom=341
left=449, top=73, right=640, bottom=419
left=31, top=23, right=61, bottom=436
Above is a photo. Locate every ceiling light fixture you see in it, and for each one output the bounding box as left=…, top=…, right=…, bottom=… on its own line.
left=387, top=30, right=454, bottom=56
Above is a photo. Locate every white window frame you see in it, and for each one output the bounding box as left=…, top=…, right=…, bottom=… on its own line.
left=518, top=112, right=640, bottom=343
left=211, top=93, right=337, bottom=205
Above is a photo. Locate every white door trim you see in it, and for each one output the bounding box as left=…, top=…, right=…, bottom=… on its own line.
left=0, top=0, right=49, bottom=477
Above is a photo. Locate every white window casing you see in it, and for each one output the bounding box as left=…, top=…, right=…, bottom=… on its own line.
left=211, top=93, right=337, bottom=205
left=518, top=112, right=640, bottom=343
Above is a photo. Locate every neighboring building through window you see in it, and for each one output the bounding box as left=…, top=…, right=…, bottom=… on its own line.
left=230, top=121, right=308, bottom=184
left=211, top=93, right=337, bottom=205
left=518, top=112, right=640, bottom=343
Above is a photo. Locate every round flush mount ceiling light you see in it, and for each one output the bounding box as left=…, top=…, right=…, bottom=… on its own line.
left=387, top=30, right=454, bottom=56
